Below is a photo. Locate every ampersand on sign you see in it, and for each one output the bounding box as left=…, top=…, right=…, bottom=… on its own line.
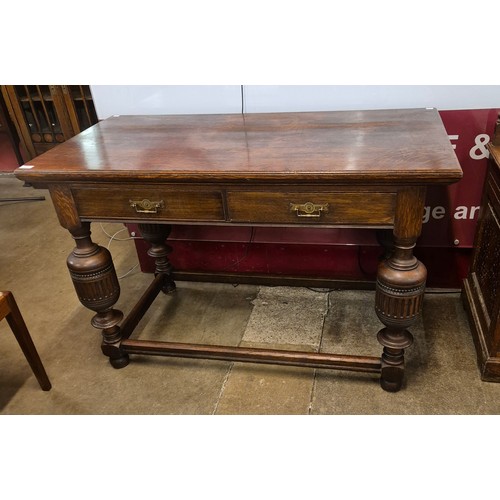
left=469, top=134, right=490, bottom=160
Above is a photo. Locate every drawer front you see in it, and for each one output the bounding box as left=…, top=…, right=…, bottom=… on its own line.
left=72, top=187, right=225, bottom=221
left=226, top=190, right=396, bottom=225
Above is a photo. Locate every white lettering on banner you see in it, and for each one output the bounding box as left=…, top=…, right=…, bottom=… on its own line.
left=470, top=134, right=490, bottom=160
left=454, top=206, right=480, bottom=220
left=448, top=135, right=459, bottom=150
left=422, top=206, right=480, bottom=223
left=422, top=206, right=446, bottom=223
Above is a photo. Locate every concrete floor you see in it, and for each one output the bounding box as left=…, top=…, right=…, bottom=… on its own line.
left=1, top=173, right=500, bottom=414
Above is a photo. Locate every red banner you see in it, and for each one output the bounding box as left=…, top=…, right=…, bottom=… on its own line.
left=421, top=109, right=500, bottom=247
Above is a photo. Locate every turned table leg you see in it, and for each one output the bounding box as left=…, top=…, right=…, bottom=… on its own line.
left=138, top=223, right=176, bottom=293
left=375, top=187, right=427, bottom=392
left=67, top=222, right=128, bottom=368
left=375, top=251, right=426, bottom=391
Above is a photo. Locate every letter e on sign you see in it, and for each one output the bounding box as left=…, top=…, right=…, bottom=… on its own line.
left=432, top=206, right=445, bottom=220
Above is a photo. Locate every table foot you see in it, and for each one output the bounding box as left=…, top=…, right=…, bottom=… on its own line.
left=380, top=375, right=403, bottom=393
left=161, top=279, right=177, bottom=295
left=96, top=310, right=129, bottom=368
left=377, top=328, right=413, bottom=392
left=101, top=343, right=129, bottom=368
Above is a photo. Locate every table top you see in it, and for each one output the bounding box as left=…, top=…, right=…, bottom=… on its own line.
left=15, top=108, right=463, bottom=185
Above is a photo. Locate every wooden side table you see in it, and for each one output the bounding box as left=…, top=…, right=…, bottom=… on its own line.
left=463, top=114, right=500, bottom=381
left=15, top=109, right=462, bottom=392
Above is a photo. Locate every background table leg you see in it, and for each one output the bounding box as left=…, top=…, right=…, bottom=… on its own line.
left=138, top=223, right=176, bottom=294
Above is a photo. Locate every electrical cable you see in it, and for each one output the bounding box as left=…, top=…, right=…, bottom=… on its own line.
left=100, top=223, right=140, bottom=279
left=100, top=223, right=141, bottom=243
left=221, top=226, right=256, bottom=272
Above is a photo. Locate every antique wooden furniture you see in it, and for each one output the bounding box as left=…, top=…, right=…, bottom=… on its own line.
left=0, top=93, right=24, bottom=166
left=14, top=109, right=462, bottom=392
left=1, top=85, right=98, bottom=161
left=0, top=291, right=51, bottom=391
left=463, top=114, right=500, bottom=381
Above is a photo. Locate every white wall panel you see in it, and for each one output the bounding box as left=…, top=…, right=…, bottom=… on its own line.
left=243, top=86, right=500, bottom=113
left=90, top=85, right=242, bottom=119
left=90, top=85, right=500, bottom=119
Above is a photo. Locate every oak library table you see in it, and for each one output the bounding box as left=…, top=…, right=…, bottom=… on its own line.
left=15, top=109, right=463, bottom=392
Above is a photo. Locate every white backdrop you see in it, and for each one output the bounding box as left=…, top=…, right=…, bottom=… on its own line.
left=91, top=85, right=500, bottom=119
left=90, top=85, right=242, bottom=119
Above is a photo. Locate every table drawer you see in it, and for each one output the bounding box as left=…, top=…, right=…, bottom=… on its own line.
left=72, top=187, right=225, bottom=221
left=226, top=190, right=396, bottom=225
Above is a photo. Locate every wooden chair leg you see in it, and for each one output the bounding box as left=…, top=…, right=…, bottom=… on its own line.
left=1, top=291, right=51, bottom=391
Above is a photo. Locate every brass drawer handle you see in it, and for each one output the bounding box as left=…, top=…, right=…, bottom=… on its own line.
left=129, top=199, right=165, bottom=214
left=290, top=202, right=329, bottom=218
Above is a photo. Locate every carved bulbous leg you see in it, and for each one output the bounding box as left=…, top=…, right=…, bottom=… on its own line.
left=138, top=223, right=176, bottom=293
left=375, top=245, right=427, bottom=392
left=67, top=223, right=128, bottom=368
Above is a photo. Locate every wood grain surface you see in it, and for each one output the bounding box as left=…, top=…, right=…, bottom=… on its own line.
left=15, top=109, right=462, bottom=185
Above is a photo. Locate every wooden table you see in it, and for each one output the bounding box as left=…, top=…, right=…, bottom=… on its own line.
left=15, top=109, right=463, bottom=392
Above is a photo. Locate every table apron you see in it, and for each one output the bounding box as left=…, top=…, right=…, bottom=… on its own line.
left=53, top=183, right=413, bottom=228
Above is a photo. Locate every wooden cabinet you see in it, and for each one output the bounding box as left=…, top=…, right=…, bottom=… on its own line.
left=463, top=114, right=500, bottom=381
left=0, top=85, right=98, bottom=161
left=0, top=92, right=23, bottom=165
